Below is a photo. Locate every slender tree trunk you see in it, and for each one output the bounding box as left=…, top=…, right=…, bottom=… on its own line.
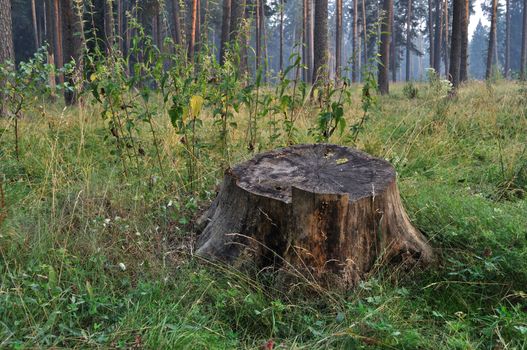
left=256, top=0, right=261, bottom=73
left=442, top=0, right=449, bottom=76
left=352, top=0, right=358, bottom=82
left=428, top=0, right=434, bottom=68
left=378, top=0, right=392, bottom=94
left=0, top=0, right=14, bottom=115
left=279, top=0, right=284, bottom=72
left=171, top=0, right=183, bottom=46
left=504, top=0, right=510, bottom=78
left=433, top=0, right=442, bottom=74
left=336, top=0, right=342, bottom=78
left=459, top=0, right=469, bottom=81
left=220, top=0, right=231, bottom=64
left=117, top=0, right=123, bottom=52
left=105, top=0, right=114, bottom=48
left=390, top=9, right=396, bottom=82
left=449, top=0, right=462, bottom=87
left=53, top=0, right=64, bottom=83
left=313, top=0, right=328, bottom=84
left=303, top=0, right=310, bottom=81
left=31, top=0, right=40, bottom=51
left=61, top=0, right=83, bottom=105
left=188, top=0, right=198, bottom=60
left=521, top=0, right=527, bottom=80
left=261, top=0, right=268, bottom=80
left=406, top=0, right=412, bottom=81
left=361, top=0, right=367, bottom=63
left=486, top=0, right=497, bottom=79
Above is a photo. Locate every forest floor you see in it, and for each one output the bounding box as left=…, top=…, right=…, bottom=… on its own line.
left=0, top=80, right=526, bottom=349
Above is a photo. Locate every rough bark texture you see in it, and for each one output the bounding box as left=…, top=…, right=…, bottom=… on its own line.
left=335, top=0, right=342, bottom=78
left=219, top=0, right=231, bottom=64
left=188, top=0, right=198, bottom=60
left=449, top=0, right=462, bottom=87
left=279, top=0, right=284, bottom=72
left=486, top=0, right=497, bottom=79
left=0, top=0, right=14, bottom=64
left=459, top=0, right=469, bottom=82
left=229, top=0, right=247, bottom=73
left=313, top=0, right=328, bottom=84
left=378, top=0, right=392, bottom=94
left=196, top=144, right=433, bottom=287
left=61, top=0, right=83, bottom=105
left=428, top=0, right=434, bottom=69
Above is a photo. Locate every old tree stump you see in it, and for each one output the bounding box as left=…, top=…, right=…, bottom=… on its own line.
left=196, top=144, right=433, bottom=286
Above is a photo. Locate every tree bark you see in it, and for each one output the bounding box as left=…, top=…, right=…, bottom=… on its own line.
left=459, top=0, right=469, bottom=82
left=279, top=0, right=284, bottom=72
left=362, top=0, right=368, bottom=65
left=313, top=0, right=329, bottom=84
left=105, top=0, right=115, bottom=49
left=442, top=0, right=449, bottom=76
left=303, top=0, right=312, bottom=82
left=31, top=0, right=40, bottom=51
left=433, top=0, right=442, bottom=74
left=406, top=0, right=412, bottom=81
left=428, top=0, right=434, bottom=69
left=196, top=144, right=434, bottom=287
left=61, top=0, right=83, bottom=105
left=378, top=0, right=392, bottom=94
left=486, top=0, right=497, bottom=79
left=256, top=0, right=261, bottom=73
left=0, top=0, right=14, bottom=64
left=521, top=0, right=527, bottom=80
left=188, top=0, right=198, bottom=60
left=352, top=0, right=358, bottom=82
left=504, top=0, right=510, bottom=78
left=171, top=0, right=183, bottom=46
left=449, top=0, right=462, bottom=87
left=336, top=0, right=343, bottom=78
left=53, top=0, right=64, bottom=83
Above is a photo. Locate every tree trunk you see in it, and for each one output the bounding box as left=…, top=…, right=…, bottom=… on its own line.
left=188, top=0, right=198, bottom=60
left=459, top=0, right=469, bottom=82
left=504, top=0, right=510, bottom=78
left=279, top=0, right=284, bottom=72
left=378, top=0, right=392, bottom=94
left=390, top=8, right=396, bottom=82
left=362, top=0, right=368, bottom=65
left=428, top=0, right=434, bottom=69
left=53, top=0, right=64, bottom=83
left=105, top=0, right=115, bottom=49
left=303, top=0, right=312, bottom=82
left=171, top=0, right=183, bottom=46
left=335, top=0, right=342, bottom=78
left=256, top=0, right=261, bottom=73
left=449, top=0, right=462, bottom=87
left=196, top=144, right=434, bottom=287
left=352, top=0, right=358, bottom=82
left=61, top=0, right=83, bottom=105
left=31, top=0, right=40, bottom=51
left=219, top=0, right=231, bottom=64
left=117, top=0, right=123, bottom=52
left=442, top=0, right=449, bottom=76
left=313, top=0, right=328, bottom=84
left=433, top=0, right=442, bottom=74
left=0, top=0, right=14, bottom=64
left=486, top=0, right=497, bottom=79
left=406, top=0, right=412, bottom=81
left=521, top=0, right=527, bottom=80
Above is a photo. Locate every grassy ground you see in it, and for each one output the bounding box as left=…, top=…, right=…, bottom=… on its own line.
left=0, top=81, right=526, bottom=349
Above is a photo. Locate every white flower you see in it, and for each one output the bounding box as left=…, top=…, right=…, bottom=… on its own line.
left=118, top=263, right=126, bottom=271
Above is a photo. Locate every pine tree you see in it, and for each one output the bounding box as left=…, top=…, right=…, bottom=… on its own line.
left=378, top=0, right=393, bottom=94
left=313, top=0, right=328, bottom=84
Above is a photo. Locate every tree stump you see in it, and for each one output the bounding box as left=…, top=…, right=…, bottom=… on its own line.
left=196, top=144, right=433, bottom=286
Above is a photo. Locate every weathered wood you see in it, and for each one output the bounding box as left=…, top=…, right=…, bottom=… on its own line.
left=196, top=144, right=433, bottom=286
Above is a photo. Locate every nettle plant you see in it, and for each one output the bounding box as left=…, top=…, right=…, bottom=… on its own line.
left=271, top=51, right=307, bottom=144
left=0, top=47, right=59, bottom=161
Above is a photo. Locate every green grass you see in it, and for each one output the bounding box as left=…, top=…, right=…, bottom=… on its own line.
left=1, top=81, right=526, bottom=349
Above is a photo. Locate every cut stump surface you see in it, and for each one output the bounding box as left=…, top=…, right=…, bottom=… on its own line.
left=196, top=144, right=433, bottom=286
